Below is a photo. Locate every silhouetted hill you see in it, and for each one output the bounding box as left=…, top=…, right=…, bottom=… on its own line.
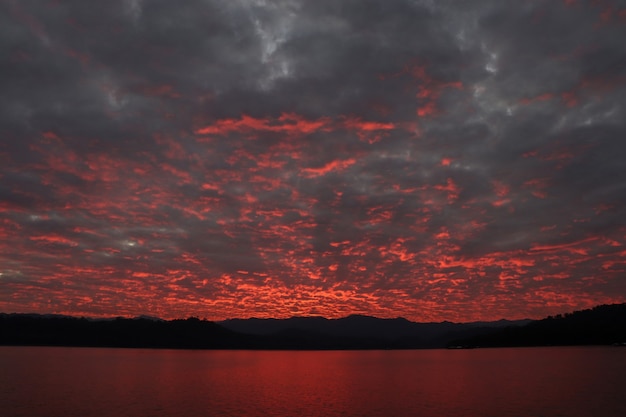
left=1, top=313, right=531, bottom=349
left=0, top=315, right=256, bottom=349
left=219, top=315, right=531, bottom=348
left=449, top=303, right=626, bottom=348
left=4, top=305, right=621, bottom=350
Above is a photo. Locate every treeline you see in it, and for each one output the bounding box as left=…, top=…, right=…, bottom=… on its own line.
left=449, top=303, right=626, bottom=348
left=0, top=315, right=255, bottom=349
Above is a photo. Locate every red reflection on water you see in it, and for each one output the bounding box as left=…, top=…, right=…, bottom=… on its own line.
left=1, top=347, right=626, bottom=417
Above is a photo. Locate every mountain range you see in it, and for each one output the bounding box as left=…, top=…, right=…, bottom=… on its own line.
left=218, top=315, right=531, bottom=348
left=1, top=303, right=624, bottom=349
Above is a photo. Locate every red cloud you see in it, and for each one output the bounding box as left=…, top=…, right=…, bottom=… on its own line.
left=301, top=158, right=357, bottom=178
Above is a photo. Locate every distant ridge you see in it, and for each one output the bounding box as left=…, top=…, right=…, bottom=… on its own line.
left=1, top=304, right=624, bottom=349
left=218, top=315, right=531, bottom=348
left=0, top=312, right=529, bottom=349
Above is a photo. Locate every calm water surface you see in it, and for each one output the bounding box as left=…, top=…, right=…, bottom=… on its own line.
left=1, top=346, right=625, bottom=417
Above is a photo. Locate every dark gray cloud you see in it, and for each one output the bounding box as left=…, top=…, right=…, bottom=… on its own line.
left=1, top=0, right=625, bottom=321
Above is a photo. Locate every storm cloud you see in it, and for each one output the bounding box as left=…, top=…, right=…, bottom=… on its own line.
left=1, top=0, right=625, bottom=321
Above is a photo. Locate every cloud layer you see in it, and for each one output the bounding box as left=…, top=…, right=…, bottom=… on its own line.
left=2, top=0, right=626, bottom=321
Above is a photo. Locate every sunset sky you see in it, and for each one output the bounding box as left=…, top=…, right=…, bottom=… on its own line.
left=1, top=0, right=626, bottom=322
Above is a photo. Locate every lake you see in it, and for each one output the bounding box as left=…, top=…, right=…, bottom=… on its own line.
left=1, top=346, right=624, bottom=417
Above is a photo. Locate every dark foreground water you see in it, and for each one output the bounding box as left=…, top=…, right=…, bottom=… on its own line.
left=1, top=346, right=625, bottom=417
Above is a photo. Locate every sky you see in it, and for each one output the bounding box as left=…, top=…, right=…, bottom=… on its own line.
left=1, top=0, right=626, bottom=322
